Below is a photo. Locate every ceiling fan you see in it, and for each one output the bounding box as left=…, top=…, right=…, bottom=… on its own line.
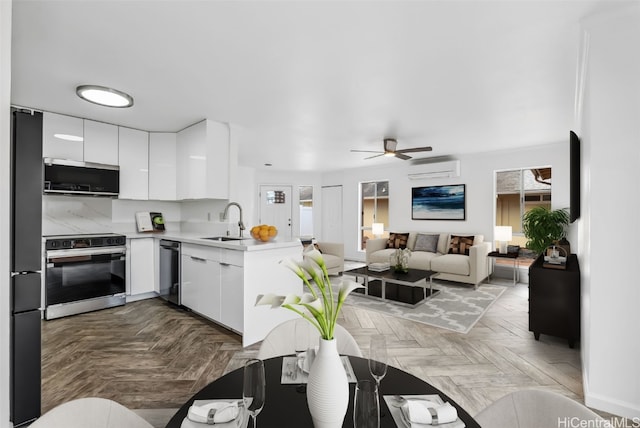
left=351, top=138, right=432, bottom=160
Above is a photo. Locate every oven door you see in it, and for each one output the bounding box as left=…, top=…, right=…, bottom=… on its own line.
left=45, top=246, right=126, bottom=307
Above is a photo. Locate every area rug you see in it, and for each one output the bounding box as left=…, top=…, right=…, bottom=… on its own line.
left=345, top=280, right=506, bottom=334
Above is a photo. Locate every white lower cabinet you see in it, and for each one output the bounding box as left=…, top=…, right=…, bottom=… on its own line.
left=220, top=261, right=244, bottom=333
left=180, top=244, right=244, bottom=332
left=127, top=238, right=155, bottom=296
left=181, top=244, right=222, bottom=322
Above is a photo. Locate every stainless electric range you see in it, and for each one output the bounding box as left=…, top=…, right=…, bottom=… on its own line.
left=44, top=233, right=127, bottom=320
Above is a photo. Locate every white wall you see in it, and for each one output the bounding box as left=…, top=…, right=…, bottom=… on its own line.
left=323, top=144, right=571, bottom=262
left=179, top=199, right=233, bottom=236
left=581, top=3, right=640, bottom=419
left=0, top=1, right=11, bottom=426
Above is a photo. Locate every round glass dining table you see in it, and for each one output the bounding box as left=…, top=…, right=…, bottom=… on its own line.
left=166, top=355, right=481, bottom=428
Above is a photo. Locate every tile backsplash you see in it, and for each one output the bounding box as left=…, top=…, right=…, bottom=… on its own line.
left=42, top=195, right=232, bottom=236
left=42, top=195, right=113, bottom=235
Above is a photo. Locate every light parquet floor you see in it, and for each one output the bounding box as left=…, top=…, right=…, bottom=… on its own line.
left=41, top=279, right=587, bottom=422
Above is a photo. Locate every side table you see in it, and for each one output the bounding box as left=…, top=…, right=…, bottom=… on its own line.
left=529, top=254, right=580, bottom=348
left=487, top=251, right=519, bottom=285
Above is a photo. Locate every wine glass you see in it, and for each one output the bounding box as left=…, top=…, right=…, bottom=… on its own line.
left=368, top=335, right=388, bottom=388
left=353, top=380, right=380, bottom=428
left=243, top=359, right=265, bottom=428
left=293, top=319, right=308, bottom=383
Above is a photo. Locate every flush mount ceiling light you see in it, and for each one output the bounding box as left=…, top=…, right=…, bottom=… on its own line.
left=76, top=85, right=134, bottom=108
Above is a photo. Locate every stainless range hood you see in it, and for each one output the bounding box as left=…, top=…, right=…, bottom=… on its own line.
left=43, top=158, right=120, bottom=197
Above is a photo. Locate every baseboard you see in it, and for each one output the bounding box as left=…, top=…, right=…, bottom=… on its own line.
left=584, top=382, right=640, bottom=420
left=126, top=291, right=159, bottom=303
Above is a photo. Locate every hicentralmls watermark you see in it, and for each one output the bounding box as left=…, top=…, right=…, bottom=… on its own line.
left=557, top=417, right=640, bottom=428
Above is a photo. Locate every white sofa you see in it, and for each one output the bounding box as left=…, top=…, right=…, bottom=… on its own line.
left=366, top=232, right=490, bottom=288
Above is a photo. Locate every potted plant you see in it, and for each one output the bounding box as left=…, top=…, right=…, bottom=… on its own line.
left=522, top=206, right=569, bottom=255
left=256, top=248, right=363, bottom=428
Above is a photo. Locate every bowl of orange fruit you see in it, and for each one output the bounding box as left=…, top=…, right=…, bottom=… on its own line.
left=250, top=224, right=278, bottom=242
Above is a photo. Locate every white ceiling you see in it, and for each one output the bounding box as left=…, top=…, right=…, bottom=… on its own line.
left=10, top=0, right=615, bottom=172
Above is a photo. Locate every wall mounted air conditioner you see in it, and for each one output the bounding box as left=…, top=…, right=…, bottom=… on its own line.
left=408, top=160, right=460, bottom=180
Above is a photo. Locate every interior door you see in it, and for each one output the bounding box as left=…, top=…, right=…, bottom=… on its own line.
left=259, top=185, right=293, bottom=240
left=321, top=185, right=343, bottom=242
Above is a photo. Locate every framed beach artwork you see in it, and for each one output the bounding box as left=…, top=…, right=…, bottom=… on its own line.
left=411, top=184, right=466, bottom=220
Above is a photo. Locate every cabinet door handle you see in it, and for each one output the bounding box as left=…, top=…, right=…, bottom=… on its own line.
left=190, top=256, right=206, bottom=262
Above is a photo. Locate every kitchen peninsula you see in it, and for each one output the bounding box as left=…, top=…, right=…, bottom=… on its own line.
left=127, top=233, right=303, bottom=347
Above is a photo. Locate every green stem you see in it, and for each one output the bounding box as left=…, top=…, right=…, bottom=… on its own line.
left=282, top=305, right=324, bottom=336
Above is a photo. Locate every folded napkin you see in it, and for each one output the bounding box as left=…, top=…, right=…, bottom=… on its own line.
left=296, top=348, right=316, bottom=373
left=402, top=400, right=458, bottom=426
left=187, top=401, right=240, bottom=425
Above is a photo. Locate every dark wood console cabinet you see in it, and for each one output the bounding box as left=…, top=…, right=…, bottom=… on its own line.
left=528, top=254, right=580, bottom=348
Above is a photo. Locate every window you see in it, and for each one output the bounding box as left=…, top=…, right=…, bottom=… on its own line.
left=496, top=167, right=551, bottom=248
left=299, top=186, right=313, bottom=237
left=360, top=181, right=389, bottom=250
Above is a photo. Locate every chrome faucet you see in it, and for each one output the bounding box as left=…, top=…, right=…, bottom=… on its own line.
left=222, top=202, right=245, bottom=238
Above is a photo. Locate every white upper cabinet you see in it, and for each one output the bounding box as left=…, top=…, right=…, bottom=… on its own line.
left=148, top=133, right=177, bottom=201
left=83, top=120, right=118, bottom=165
left=42, top=112, right=84, bottom=161
left=118, top=127, right=149, bottom=200
left=176, top=120, right=229, bottom=200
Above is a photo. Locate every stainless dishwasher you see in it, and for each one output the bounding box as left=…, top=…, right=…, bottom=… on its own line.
left=159, top=240, right=181, bottom=305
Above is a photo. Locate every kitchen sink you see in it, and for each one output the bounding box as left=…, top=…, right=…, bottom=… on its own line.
left=201, top=236, right=245, bottom=241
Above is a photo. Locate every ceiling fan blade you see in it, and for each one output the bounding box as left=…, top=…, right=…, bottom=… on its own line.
left=364, top=153, right=385, bottom=160
left=351, top=149, right=384, bottom=154
left=394, top=152, right=412, bottom=160
left=395, top=146, right=433, bottom=154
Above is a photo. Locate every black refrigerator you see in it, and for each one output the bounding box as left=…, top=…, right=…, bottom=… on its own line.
left=10, top=109, right=42, bottom=426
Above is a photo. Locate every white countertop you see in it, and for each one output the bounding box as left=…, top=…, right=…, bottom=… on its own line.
left=123, top=231, right=302, bottom=252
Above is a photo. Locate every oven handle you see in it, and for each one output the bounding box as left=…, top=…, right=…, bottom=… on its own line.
left=46, top=246, right=126, bottom=259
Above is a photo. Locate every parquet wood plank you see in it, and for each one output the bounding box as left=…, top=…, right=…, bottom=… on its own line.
left=41, top=281, right=587, bottom=421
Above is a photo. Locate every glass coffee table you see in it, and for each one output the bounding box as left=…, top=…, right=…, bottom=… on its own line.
left=343, top=266, right=439, bottom=307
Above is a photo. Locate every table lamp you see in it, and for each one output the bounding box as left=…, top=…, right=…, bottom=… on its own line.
left=495, top=226, right=512, bottom=254
left=372, top=223, right=384, bottom=238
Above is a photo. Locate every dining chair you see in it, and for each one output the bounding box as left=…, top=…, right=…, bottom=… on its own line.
left=257, top=319, right=363, bottom=360
left=474, top=389, right=607, bottom=428
left=29, top=397, right=154, bottom=428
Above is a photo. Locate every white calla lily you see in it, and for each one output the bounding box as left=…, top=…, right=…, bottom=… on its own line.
left=303, top=248, right=325, bottom=269
left=299, top=295, right=324, bottom=313
left=338, top=279, right=364, bottom=304
left=256, top=251, right=362, bottom=340
left=255, top=293, right=284, bottom=308
left=280, top=258, right=305, bottom=279
left=281, top=294, right=301, bottom=305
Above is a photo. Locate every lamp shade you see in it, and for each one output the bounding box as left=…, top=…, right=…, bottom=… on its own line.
left=494, top=226, right=512, bottom=242
left=372, top=223, right=384, bottom=236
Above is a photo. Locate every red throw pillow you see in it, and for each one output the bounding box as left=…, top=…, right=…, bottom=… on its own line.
left=448, top=235, right=474, bottom=256
left=387, top=233, right=409, bottom=249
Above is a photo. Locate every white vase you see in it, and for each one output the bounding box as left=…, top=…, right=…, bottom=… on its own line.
left=306, top=337, right=349, bottom=428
